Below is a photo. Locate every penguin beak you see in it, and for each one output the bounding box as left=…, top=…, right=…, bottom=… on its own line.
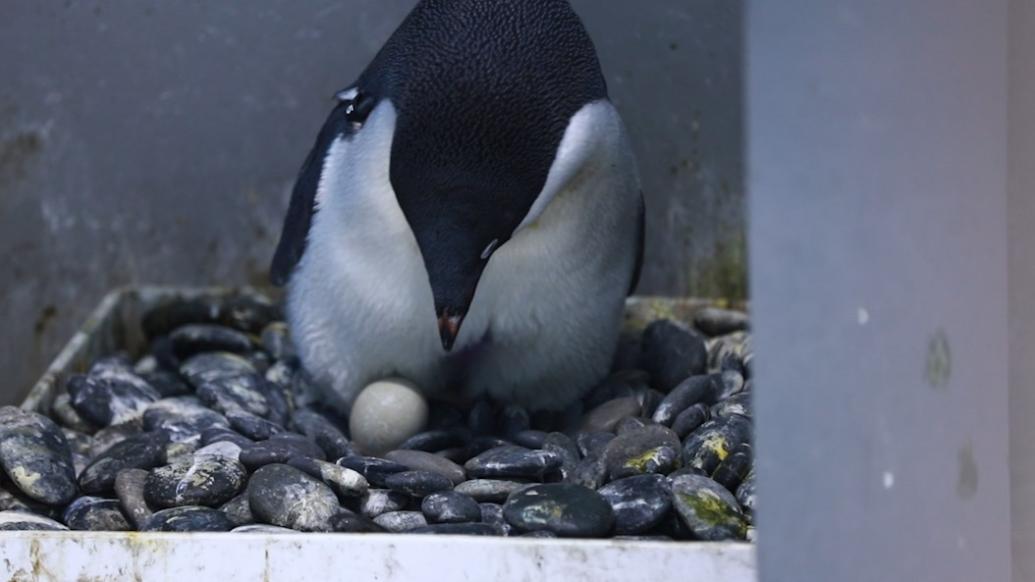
left=437, top=309, right=466, bottom=351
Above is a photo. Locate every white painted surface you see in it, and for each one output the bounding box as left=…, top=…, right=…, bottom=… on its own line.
left=0, top=533, right=756, bottom=582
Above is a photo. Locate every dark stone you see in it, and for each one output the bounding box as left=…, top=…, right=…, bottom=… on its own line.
left=421, top=490, right=481, bottom=524
left=63, top=496, right=132, bottom=531
left=233, top=524, right=298, bottom=534
left=196, top=374, right=271, bottom=418
left=219, top=293, right=280, bottom=334
left=79, top=430, right=169, bottom=494
left=568, top=455, right=608, bottom=490
left=464, top=446, right=562, bottom=480
left=286, top=456, right=368, bottom=498
left=227, top=410, right=284, bottom=440
left=220, top=492, right=254, bottom=527
left=60, top=427, right=94, bottom=457
left=399, top=429, right=470, bottom=452
left=143, top=370, right=193, bottom=399
left=0, top=511, right=68, bottom=531
left=289, top=409, right=351, bottom=459
left=670, top=404, right=712, bottom=439
left=410, top=523, right=504, bottom=536
left=683, top=415, right=753, bottom=474
left=143, top=397, right=229, bottom=436
left=579, top=397, right=642, bottom=433
left=694, top=308, right=750, bottom=337
left=179, top=352, right=257, bottom=388
left=169, top=324, right=253, bottom=358
left=736, top=469, right=757, bottom=522
left=576, top=431, right=616, bottom=458
left=512, top=430, right=548, bottom=449
left=51, top=392, right=99, bottom=434
left=615, top=417, right=649, bottom=435
left=90, top=421, right=144, bottom=458
left=144, top=455, right=246, bottom=508
left=358, top=489, right=409, bottom=518
left=542, top=432, right=579, bottom=481
left=114, top=468, right=152, bottom=529
left=330, top=512, right=385, bottom=533
left=248, top=464, right=341, bottom=532
left=712, top=370, right=745, bottom=403
left=141, top=506, right=234, bottom=532
left=385, top=470, right=453, bottom=497
left=712, top=392, right=752, bottom=419
left=670, top=474, right=747, bottom=541
left=479, top=503, right=512, bottom=535
left=454, top=479, right=529, bottom=502
left=67, top=372, right=160, bottom=427
left=0, top=406, right=78, bottom=505
left=239, top=434, right=326, bottom=470
left=598, top=474, right=672, bottom=535
left=639, top=319, right=708, bottom=391
left=338, top=456, right=409, bottom=488
left=651, top=375, right=719, bottom=426
left=200, top=427, right=254, bottom=449
left=373, top=510, right=427, bottom=532
left=711, top=443, right=753, bottom=492
left=636, top=389, right=667, bottom=418
left=384, top=450, right=466, bottom=485
left=503, top=484, right=614, bottom=538
left=603, top=425, right=682, bottom=480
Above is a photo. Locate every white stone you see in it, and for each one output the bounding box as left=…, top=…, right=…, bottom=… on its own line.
left=349, top=378, right=428, bottom=456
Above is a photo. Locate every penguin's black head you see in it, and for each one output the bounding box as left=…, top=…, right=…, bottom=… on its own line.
left=272, top=0, right=608, bottom=351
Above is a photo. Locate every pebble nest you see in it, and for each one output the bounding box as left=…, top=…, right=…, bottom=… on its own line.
left=0, top=292, right=755, bottom=541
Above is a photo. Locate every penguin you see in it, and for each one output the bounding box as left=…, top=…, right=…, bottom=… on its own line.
left=271, top=0, right=644, bottom=413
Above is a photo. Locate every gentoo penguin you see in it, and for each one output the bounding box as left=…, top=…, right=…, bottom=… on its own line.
left=271, top=0, right=644, bottom=412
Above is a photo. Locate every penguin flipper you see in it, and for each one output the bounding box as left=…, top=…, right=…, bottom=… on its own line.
left=628, top=190, right=645, bottom=295
left=270, top=106, right=351, bottom=287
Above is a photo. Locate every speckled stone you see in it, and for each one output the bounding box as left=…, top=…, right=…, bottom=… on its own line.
left=670, top=474, right=747, bottom=541
left=479, top=503, right=512, bottom=535
left=51, top=391, right=99, bottom=434
left=0, top=406, right=78, bottom=505
left=603, top=425, right=681, bottom=480
left=144, top=454, right=247, bottom=508
left=464, top=446, right=562, bottom=480
left=385, top=449, right=467, bottom=485
left=503, top=484, right=614, bottom=538
left=576, top=432, right=616, bottom=458
left=542, top=432, right=579, bottom=481
left=568, top=455, right=608, bottom=490
left=350, top=379, right=429, bottom=456
left=287, top=456, right=368, bottom=498
left=179, top=352, right=257, bottom=387
left=712, top=392, right=752, bottom=419
left=141, top=506, right=234, bottom=532
left=169, top=324, right=253, bottom=358
left=421, top=491, right=481, bottom=524
left=63, top=496, right=132, bottom=531
left=338, top=456, right=409, bottom=488
left=0, top=510, right=69, bottom=531
left=143, top=397, right=230, bottom=436
left=67, top=371, right=161, bottom=427
left=736, top=469, right=757, bottom=523
left=454, top=479, right=529, bottom=503
left=247, top=464, right=341, bottom=532
left=233, top=524, right=298, bottom=534
left=639, top=319, right=708, bottom=391
left=651, top=375, right=719, bottom=426
left=227, top=410, right=284, bottom=440
left=358, top=489, right=409, bottom=518
left=114, top=468, right=152, bottom=529
left=219, top=492, right=255, bottom=527
left=598, top=474, right=672, bottom=535
left=373, top=510, right=427, bottom=532
left=682, top=415, right=753, bottom=474
left=78, top=430, right=169, bottom=494
left=196, top=374, right=271, bottom=418
left=671, top=404, right=711, bottom=439
left=239, top=433, right=326, bottom=470
left=711, top=443, right=753, bottom=493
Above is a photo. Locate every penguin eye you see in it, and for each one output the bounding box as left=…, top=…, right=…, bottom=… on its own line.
left=344, top=93, right=376, bottom=127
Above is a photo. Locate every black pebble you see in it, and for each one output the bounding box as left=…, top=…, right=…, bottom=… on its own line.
left=464, top=446, right=562, bottom=480
left=338, top=456, right=410, bottom=488
left=290, top=409, right=352, bottom=459
left=385, top=470, right=453, bottom=497
left=639, top=320, right=708, bottom=391
left=503, top=483, right=614, bottom=538
left=78, top=430, right=169, bottom=494
left=141, top=506, right=234, bottom=532
left=63, top=496, right=132, bottom=531
left=421, top=490, right=481, bottom=524
left=598, top=474, right=672, bottom=535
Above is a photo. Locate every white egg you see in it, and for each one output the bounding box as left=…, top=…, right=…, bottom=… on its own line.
left=349, top=378, right=428, bottom=456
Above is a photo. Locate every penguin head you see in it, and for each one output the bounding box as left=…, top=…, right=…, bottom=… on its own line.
left=272, top=0, right=609, bottom=351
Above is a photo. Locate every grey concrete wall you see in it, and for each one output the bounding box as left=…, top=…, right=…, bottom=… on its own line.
left=0, top=1, right=743, bottom=404
left=749, top=0, right=1012, bottom=580
left=1010, top=0, right=1035, bottom=579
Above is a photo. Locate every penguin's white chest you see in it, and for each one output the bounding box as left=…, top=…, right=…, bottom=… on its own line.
left=287, top=100, right=640, bottom=411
